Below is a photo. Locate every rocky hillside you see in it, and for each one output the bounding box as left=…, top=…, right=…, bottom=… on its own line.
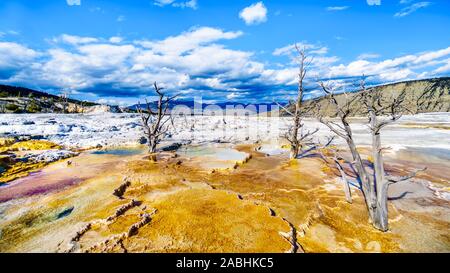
left=281, top=77, right=450, bottom=117
left=0, top=85, right=127, bottom=114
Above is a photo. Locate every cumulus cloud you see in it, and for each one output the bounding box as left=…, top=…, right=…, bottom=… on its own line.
left=326, top=46, right=450, bottom=82
left=239, top=2, right=268, bottom=25
left=394, top=1, right=431, bottom=17
left=268, top=42, right=450, bottom=97
left=0, top=28, right=264, bottom=100
left=0, top=42, right=39, bottom=70
left=0, top=28, right=449, bottom=102
left=136, top=27, right=243, bottom=55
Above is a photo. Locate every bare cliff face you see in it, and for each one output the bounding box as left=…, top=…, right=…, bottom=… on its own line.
left=281, top=77, right=450, bottom=117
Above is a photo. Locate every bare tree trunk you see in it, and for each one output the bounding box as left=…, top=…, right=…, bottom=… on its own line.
left=344, top=134, right=377, bottom=220
left=369, top=110, right=390, bottom=231
left=333, top=157, right=352, bottom=203
left=289, top=47, right=305, bottom=159
left=289, top=116, right=300, bottom=159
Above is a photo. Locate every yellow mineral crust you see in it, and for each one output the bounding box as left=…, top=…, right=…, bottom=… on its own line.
left=0, top=140, right=63, bottom=183
left=85, top=189, right=292, bottom=253
left=0, top=137, right=16, bottom=147
left=0, top=161, right=47, bottom=183
left=9, top=140, right=62, bottom=151
left=0, top=144, right=448, bottom=253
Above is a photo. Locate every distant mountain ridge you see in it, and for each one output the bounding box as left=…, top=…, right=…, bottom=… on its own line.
left=280, top=77, right=450, bottom=117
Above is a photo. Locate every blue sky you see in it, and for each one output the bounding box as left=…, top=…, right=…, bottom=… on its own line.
left=0, top=0, right=449, bottom=105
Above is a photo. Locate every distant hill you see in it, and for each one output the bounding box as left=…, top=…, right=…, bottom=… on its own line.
left=0, top=85, right=128, bottom=114
left=280, top=77, right=450, bottom=117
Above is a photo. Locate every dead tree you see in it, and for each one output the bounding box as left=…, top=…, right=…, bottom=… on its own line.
left=59, top=92, right=69, bottom=113
left=361, top=81, right=426, bottom=230
left=137, top=82, right=178, bottom=156
left=318, top=80, right=425, bottom=231
left=80, top=101, right=86, bottom=114
left=276, top=45, right=318, bottom=159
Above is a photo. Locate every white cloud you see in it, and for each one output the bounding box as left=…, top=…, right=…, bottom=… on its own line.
left=226, top=92, right=239, bottom=100
left=434, top=59, right=450, bottom=73
left=66, top=0, right=81, bottom=6
left=412, top=47, right=450, bottom=64
left=239, top=2, right=268, bottom=25
left=55, top=34, right=98, bottom=45
left=173, top=0, right=197, bottom=9
left=394, top=2, right=431, bottom=17
left=367, top=0, right=381, bottom=5
left=273, top=42, right=327, bottom=56
left=0, top=28, right=263, bottom=98
left=109, top=36, right=123, bottom=43
left=154, top=0, right=175, bottom=6
left=269, top=41, right=450, bottom=90
left=154, top=0, right=197, bottom=9
left=311, top=47, right=329, bottom=55
left=0, top=42, right=39, bottom=69
left=358, top=53, right=380, bottom=60
left=1, top=28, right=449, bottom=102
left=326, top=6, right=349, bottom=11
left=117, top=15, right=125, bottom=22
left=136, top=27, right=243, bottom=55
left=0, top=30, right=20, bottom=38
left=326, top=46, right=450, bottom=82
